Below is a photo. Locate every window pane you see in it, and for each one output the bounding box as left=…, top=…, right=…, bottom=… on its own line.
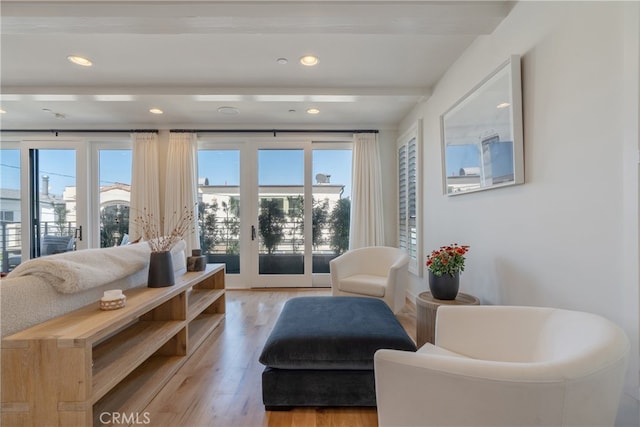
left=258, top=149, right=304, bottom=274
left=99, top=150, right=132, bottom=247
left=312, top=148, right=352, bottom=273
left=407, top=138, right=417, bottom=261
left=398, top=145, right=408, bottom=252
left=198, top=150, right=241, bottom=274
left=38, top=149, right=76, bottom=256
left=398, top=127, right=421, bottom=276
left=0, top=149, right=21, bottom=272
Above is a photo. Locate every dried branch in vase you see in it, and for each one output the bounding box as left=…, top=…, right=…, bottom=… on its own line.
left=134, top=205, right=195, bottom=252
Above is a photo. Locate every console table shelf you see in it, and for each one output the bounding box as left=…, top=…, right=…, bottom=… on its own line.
left=1, top=263, right=225, bottom=426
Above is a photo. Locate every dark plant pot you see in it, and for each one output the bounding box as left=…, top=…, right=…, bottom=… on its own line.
left=428, top=271, right=459, bottom=300
left=148, top=251, right=175, bottom=288
left=207, top=254, right=240, bottom=274
left=312, top=254, right=338, bottom=274
left=259, top=254, right=304, bottom=274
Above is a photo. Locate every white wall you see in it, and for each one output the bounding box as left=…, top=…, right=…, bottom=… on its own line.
left=378, top=129, right=399, bottom=245
left=399, top=0, right=640, bottom=406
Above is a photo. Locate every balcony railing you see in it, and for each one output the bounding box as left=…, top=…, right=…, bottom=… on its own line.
left=1, top=221, right=76, bottom=273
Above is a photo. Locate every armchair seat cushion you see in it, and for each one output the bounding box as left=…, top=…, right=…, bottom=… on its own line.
left=417, top=342, right=466, bottom=358
left=339, top=274, right=386, bottom=297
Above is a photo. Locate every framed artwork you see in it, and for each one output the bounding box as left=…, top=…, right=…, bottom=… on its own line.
left=441, top=55, right=524, bottom=195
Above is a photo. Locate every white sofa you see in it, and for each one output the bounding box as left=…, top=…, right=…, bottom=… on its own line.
left=374, top=305, right=630, bottom=427
left=330, top=246, right=409, bottom=314
left=1, top=240, right=186, bottom=338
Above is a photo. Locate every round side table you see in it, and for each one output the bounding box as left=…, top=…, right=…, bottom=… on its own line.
left=416, top=292, right=480, bottom=347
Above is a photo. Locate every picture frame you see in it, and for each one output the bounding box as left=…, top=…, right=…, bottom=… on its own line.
left=440, top=55, right=524, bottom=195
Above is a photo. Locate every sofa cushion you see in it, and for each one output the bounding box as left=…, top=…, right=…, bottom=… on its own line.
left=339, top=274, right=386, bottom=297
left=259, top=296, right=416, bottom=370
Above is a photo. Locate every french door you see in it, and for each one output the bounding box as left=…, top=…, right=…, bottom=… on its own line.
left=20, top=140, right=88, bottom=259
left=198, top=138, right=352, bottom=288
left=254, top=144, right=312, bottom=287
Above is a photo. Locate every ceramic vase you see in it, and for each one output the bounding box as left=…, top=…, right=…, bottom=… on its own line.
left=148, top=251, right=175, bottom=288
left=428, top=270, right=459, bottom=300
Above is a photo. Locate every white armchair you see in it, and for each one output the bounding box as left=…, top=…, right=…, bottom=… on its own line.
left=330, top=246, right=409, bottom=314
left=375, top=305, right=630, bottom=427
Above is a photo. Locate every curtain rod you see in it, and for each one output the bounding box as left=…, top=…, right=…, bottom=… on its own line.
left=1, top=128, right=378, bottom=136
left=0, top=129, right=159, bottom=135
left=170, top=129, right=379, bottom=136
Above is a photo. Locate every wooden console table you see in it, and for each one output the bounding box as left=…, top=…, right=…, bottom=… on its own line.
left=416, top=291, right=480, bottom=347
left=1, top=264, right=225, bottom=426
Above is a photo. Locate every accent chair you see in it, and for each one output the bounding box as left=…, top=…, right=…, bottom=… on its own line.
left=329, top=246, right=409, bottom=314
left=374, top=305, right=630, bottom=427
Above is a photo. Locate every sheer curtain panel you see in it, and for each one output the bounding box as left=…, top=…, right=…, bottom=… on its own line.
left=130, top=132, right=161, bottom=241
left=349, top=133, right=386, bottom=249
left=165, top=132, right=199, bottom=253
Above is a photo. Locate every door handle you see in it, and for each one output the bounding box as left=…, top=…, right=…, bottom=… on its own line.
left=251, top=225, right=256, bottom=241
left=75, top=226, right=83, bottom=241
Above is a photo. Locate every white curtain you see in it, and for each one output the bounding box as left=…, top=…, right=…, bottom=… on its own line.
left=165, top=132, right=199, bottom=254
left=129, top=132, right=160, bottom=241
left=349, top=132, right=386, bottom=249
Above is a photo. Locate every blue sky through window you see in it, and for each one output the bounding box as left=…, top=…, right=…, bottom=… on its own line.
left=198, top=148, right=352, bottom=196
left=1, top=147, right=353, bottom=196
left=0, top=149, right=20, bottom=191
left=100, top=150, right=132, bottom=187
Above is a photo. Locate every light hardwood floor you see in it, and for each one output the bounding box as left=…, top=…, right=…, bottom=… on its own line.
left=142, top=289, right=417, bottom=427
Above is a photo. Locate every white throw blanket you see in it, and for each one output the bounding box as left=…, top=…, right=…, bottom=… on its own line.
left=8, top=243, right=152, bottom=294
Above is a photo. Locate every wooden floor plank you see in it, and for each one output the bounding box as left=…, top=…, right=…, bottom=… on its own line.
left=142, top=289, right=417, bottom=427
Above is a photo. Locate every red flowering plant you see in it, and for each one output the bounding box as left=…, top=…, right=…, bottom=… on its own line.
left=426, top=243, right=470, bottom=277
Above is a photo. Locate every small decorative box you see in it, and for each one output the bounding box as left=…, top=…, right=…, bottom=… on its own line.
left=187, top=249, right=207, bottom=272
left=100, top=290, right=126, bottom=311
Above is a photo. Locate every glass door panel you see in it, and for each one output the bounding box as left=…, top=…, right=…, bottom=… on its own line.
left=35, top=149, right=77, bottom=257
left=0, top=148, right=21, bottom=272
left=258, top=149, right=305, bottom=276
left=311, top=148, right=352, bottom=273
left=98, top=149, right=132, bottom=247
left=198, top=150, right=241, bottom=274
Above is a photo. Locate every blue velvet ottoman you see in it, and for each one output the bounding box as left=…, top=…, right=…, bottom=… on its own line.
left=259, top=296, right=417, bottom=409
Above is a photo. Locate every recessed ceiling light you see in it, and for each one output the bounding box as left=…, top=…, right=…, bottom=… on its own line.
left=0, top=109, right=6, bottom=114
left=67, top=55, right=93, bottom=67
left=306, top=108, right=320, bottom=115
left=276, top=58, right=288, bottom=65
left=496, top=102, right=511, bottom=109
left=217, top=106, right=240, bottom=115
left=149, top=108, right=164, bottom=114
left=300, top=55, right=319, bottom=66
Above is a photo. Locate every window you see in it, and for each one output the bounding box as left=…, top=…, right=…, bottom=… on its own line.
left=0, top=146, right=21, bottom=272
left=397, top=120, right=422, bottom=275
left=312, top=146, right=352, bottom=273
left=197, top=149, right=241, bottom=274
left=97, top=148, right=132, bottom=247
